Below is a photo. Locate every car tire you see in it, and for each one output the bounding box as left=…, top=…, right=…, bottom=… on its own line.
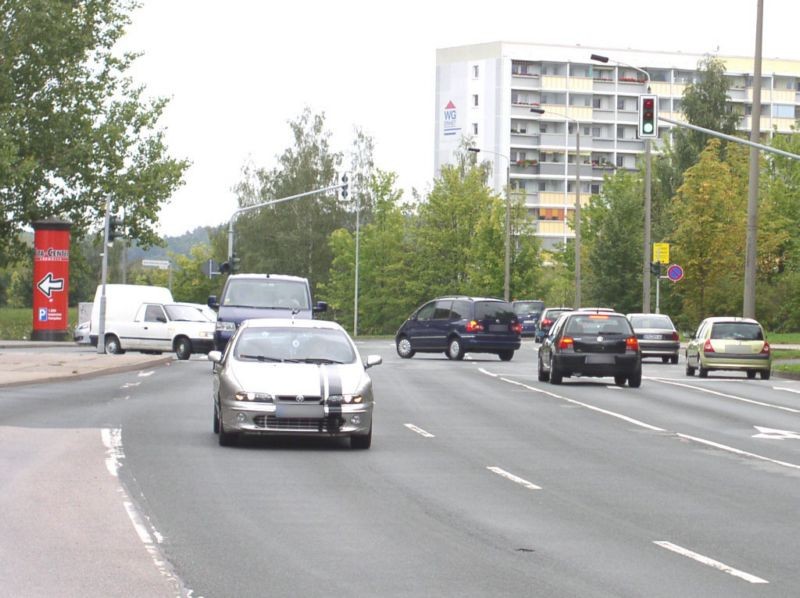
left=549, top=355, right=563, bottom=385
left=614, top=375, right=627, bottom=387
left=498, top=350, right=514, bottom=361
left=175, top=336, right=192, bottom=360
left=447, top=337, right=465, bottom=361
left=537, top=355, right=549, bottom=382
left=396, top=336, right=415, bottom=359
left=351, top=425, right=372, bottom=450
left=685, top=360, right=695, bottom=376
left=761, top=369, right=771, bottom=380
left=104, top=334, right=124, bottom=355
left=628, top=368, right=642, bottom=388
left=698, top=365, right=709, bottom=378
left=671, top=355, right=679, bottom=365
left=746, top=370, right=757, bottom=379
left=213, top=404, right=220, bottom=434
left=662, top=356, right=669, bottom=364
left=218, top=411, right=236, bottom=447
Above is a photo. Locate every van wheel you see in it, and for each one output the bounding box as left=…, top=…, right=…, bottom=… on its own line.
left=175, top=336, right=192, bottom=360
left=104, top=334, right=124, bottom=355
left=396, top=336, right=415, bottom=359
left=447, top=337, right=465, bottom=360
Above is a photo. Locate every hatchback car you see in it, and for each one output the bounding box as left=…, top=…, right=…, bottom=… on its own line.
left=534, top=307, right=574, bottom=343
left=512, top=299, right=545, bottom=337
left=395, top=296, right=522, bottom=361
left=209, top=318, right=382, bottom=448
left=685, top=317, right=771, bottom=379
left=627, top=313, right=680, bottom=364
left=537, top=310, right=642, bottom=387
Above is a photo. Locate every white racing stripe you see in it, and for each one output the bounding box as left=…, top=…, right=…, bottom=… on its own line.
left=487, top=466, right=541, bottom=490
left=653, top=379, right=800, bottom=413
left=654, top=541, right=768, bottom=584
left=404, top=423, right=435, bottom=438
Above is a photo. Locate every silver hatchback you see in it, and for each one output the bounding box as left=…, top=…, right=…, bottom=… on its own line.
left=627, top=313, right=680, bottom=364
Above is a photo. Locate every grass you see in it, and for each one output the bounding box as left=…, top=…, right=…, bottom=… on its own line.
left=0, top=307, right=78, bottom=340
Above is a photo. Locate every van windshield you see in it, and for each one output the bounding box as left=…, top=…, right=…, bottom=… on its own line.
left=222, top=279, right=311, bottom=310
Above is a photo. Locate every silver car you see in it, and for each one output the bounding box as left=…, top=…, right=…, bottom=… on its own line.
left=209, top=318, right=381, bottom=449
left=626, top=313, right=680, bottom=364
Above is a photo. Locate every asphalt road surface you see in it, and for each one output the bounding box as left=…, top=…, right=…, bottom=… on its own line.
left=2, top=341, right=800, bottom=597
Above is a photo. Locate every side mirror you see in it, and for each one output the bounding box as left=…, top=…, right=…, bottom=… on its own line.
left=207, top=295, right=219, bottom=311
left=208, top=350, right=222, bottom=364
left=364, top=355, right=382, bottom=369
left=314, top=301, right=328, bottom=313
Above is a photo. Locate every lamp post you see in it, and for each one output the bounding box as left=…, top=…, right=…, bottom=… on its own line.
left=468, top=147, right=511, bottom=301
left=531, top=107, right=582, bottom=308
left=591, top=53, right=652, bottom=313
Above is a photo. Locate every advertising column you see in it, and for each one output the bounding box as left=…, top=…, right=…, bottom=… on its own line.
left=31, top=220, right=71, bottom=341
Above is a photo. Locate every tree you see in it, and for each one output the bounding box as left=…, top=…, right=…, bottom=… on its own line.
left=0, top=0, right=189, bottom=266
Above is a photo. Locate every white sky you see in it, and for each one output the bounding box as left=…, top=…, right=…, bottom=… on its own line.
left=119, top=0, right=799, bottom=237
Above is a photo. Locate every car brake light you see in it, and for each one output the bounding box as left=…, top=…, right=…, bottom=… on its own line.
left=625, top=336, right=639, bottom=352
left=559, top=337, right=574, bottom=350
left=671, top=331, right=679, bottom=342
left=466, top=320, right=484, bottom=333
left=541, top=318, right=552, bottom=327
left=761, top=342, right=770, bottom=355
left=512, top=322, right=522, bottom=335
left=703, top=339, right=715, bottom=353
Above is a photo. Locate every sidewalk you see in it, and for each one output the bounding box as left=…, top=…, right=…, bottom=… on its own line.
left=0, top=341, right=174, bottom=388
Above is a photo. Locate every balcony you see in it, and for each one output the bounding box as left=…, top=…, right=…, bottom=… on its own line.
left=511, top=161, right=540, bottom=175
left=511, top=132, right=540, bottom=148
left=617, top=139, right=644, bottom=151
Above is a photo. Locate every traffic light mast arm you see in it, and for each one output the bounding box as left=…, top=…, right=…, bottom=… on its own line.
left=226, top=181, right=349, bottom=261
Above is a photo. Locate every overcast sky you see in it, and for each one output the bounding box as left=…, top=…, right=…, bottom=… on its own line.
left=119, top=0, right=799, bottom=237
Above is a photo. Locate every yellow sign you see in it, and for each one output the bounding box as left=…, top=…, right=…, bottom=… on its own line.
left=653, top=243, right=670, bottom=264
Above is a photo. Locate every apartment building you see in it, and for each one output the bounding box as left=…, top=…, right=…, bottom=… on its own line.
left=434, top=42, right=800, bottom=250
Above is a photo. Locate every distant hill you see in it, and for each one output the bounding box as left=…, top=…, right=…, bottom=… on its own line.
left=128, top=226, right=216, bottom=262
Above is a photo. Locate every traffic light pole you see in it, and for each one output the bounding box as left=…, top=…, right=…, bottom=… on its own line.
left=96, top=196, right=111, bottom=354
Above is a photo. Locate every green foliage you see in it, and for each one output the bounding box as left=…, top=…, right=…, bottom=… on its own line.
left=0, top=307, right=77, bottom=339
left=0, top=0, right=189, bottom=267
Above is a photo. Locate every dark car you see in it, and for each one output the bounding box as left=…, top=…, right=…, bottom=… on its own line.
left=537, top=310, right=642, bottom=387
left=512, top=299, right=545, bottom=337
left=534, top=307, right=574, bottom=343
left=395, top=296, right=522, bottom=361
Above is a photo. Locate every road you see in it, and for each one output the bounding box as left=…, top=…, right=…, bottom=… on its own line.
left=2, top=340, right=800, bottom=597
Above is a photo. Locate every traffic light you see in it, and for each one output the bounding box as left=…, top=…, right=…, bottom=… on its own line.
left=108, top=215, right=125, bottom=245
left=340, top=173, right=348, bottom=199
left=231, top=252, right=241, bottom=273
left=220, top=252, right=241, bottom=275
left=638, top=94, right=658, bottom=139
left=650, top=262, right=662, bottom=276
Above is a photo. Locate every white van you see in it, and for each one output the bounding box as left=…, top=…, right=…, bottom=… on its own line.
left=90, top=284, right=173, bottom=346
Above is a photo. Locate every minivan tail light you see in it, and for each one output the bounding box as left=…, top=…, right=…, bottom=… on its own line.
left=559, top=337, right=574, bottom=351
left=625, top=336, right=639, bottom=352
left=466, top=320, right=484, bottom=333
left=761, top=342, right=770, bottom=355
left=703, top=339, right=715, bottom=353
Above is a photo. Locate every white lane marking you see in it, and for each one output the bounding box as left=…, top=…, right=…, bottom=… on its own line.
left=101, top=427, right=123, bottom=477
left=487, top=466, right=542, bottom=490
left=499, top=377, right=665, bottom=432
left=404, top=423, right=435, bottom=438
left=653, top=379, right=800, bottom=414
left=773, top=386, right=800, bottom=394
left=654, top=541, right=768, bottom=584
left=677, top=433, right=800, bottom=470
left=138, top=370, right=155, bottom=377
left=121, top=381, right=142, bottom=389
left=479, top=368, right=498, bottom=377
left=752, top=426, right=800, bottom=440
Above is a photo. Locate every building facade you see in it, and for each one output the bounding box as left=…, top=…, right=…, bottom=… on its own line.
left=434, top=42, right=800, bottom=250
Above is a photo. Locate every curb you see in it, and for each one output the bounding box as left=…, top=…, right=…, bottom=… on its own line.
left=0, top=356, right=174, bottom=389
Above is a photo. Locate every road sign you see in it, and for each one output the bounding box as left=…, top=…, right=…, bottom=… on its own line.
left=652, top=243, right=670, bottom=264
left=666, top=264, right=684, bottom=282
left=36, top=272, right=65, bottom=298
left=142, top=259, right=170, bottom=270
left=201, top=259, right=220, bottom=277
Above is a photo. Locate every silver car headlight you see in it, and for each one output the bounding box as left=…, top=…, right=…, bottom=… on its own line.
left=234, top=391, right=274, bottom=403
left=328, top=394, right=363, bottom=405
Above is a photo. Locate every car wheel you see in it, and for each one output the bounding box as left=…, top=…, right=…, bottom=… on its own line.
left=498, top=350, right=514, bottom=361
left=685, top=354, right=695, bottom=376
left=218, top=410, right=236, bottom=446
left=549, top=355, right=563, bottom=385
left=175, top=336, right=192, bottom=360
left=396, top=336, right=415, bottom=359
left=661, top=356, right=669, bottom=364
left=746, top=370, right=757, bottom=379
left=628, top=368, right=642, bottom=388
left=671, top=355, right=679, bottom=365
left=537, top=354, right=549, bottom=382
left=698, top=365, right=709, bottom=378
left=213, top=404, right=220, bottom=434
left=614, top=375, right=627, bottom=387
left=104, top=334, right=124, bottom=355
left=761, top=369, right=771, bottom=380
left=447, top=337, right=465, bottom=361
left=351, top=425, right=372, bottom=450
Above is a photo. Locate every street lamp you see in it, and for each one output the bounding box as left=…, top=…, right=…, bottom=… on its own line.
left=531, top=107, right=582, bottom=308
left=468, top=147, right=511, bottom=301
left=591, top=53, right=653, bottom=313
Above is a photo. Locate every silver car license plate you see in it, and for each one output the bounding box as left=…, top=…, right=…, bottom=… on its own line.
left=276, top=404, right=324, bottom=418
left=586, top=354, right=615, bottom=364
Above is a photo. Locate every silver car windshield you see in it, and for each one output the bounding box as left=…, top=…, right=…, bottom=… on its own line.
left=233, top=327, right=356, bottom=364
left=222, top=279, right=310, bottom=309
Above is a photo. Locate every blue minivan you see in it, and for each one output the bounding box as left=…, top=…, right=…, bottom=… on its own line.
left=208, top=274, right=327, bottom=352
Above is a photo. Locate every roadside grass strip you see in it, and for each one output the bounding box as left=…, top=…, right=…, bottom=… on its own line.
left=654, top=541, right=768, bottom=584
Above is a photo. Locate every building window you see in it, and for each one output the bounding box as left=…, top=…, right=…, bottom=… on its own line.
left=472, top=65, right=479, bottom=78
left=591, top=183, right=601, bottom=194
left=592, top=126, right=602, bottom=138
left=616, top=155, right=624, bottom=167
left=472, top=123, right=478, bottom=135
left=774, top=104, right=794, bottom=118
left=472, top=94, right=479, bottom=107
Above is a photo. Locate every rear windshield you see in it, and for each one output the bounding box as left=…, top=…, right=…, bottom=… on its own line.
left=545, top=309, right=571, bottom=320
left=513, top=301, right=544, bottom=315
left=710, top=322, right=763, bottom=341
left=222, top=279, right=310, bottom=309
left=565, top=314, right=632, bottom=336
left=629, top=315, right=674, bottom=329
left=475, top=301, right=515, bottom=322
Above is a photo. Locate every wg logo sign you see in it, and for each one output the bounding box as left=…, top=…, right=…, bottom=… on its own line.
left=443, top=100, right=460, bottom=136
